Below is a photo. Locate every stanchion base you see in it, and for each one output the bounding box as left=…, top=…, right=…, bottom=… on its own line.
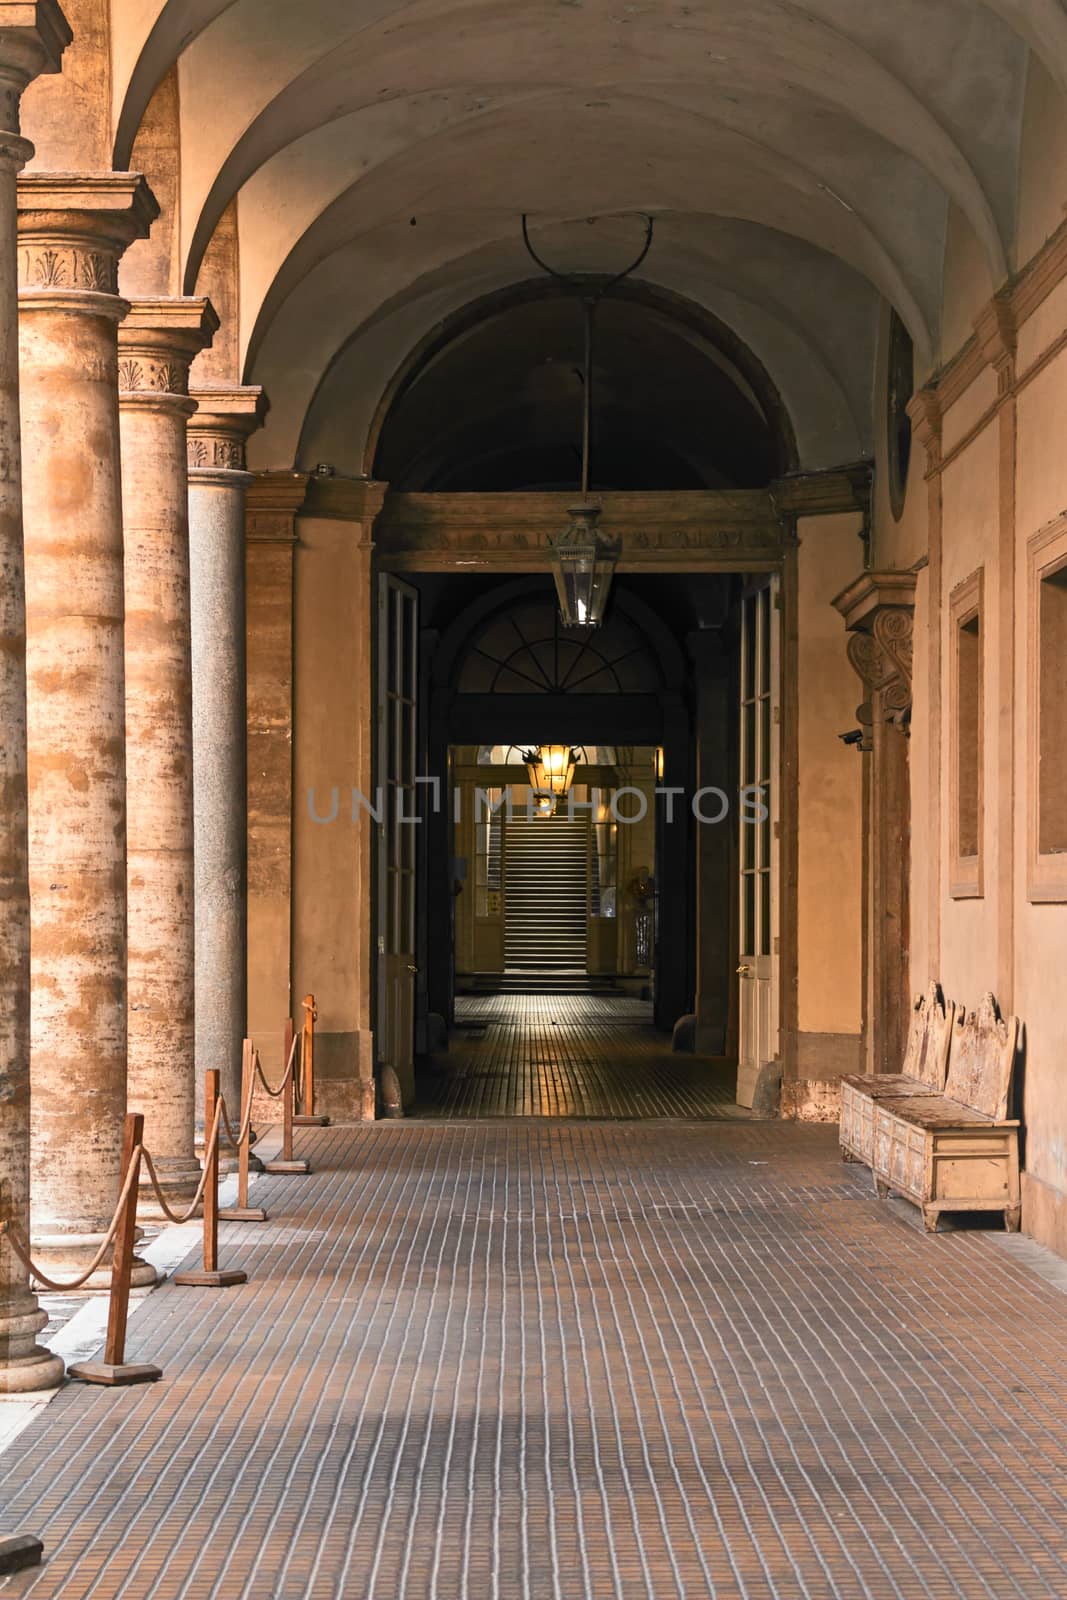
left=0, top=1536, right=43, bottom=1575
left=172, top=1269, right=248, bottom=1288
left=294, top=1114, right=330, bottom=1126
left=67, top=1361, right=163, bottom=1387
left=218, top=1206, right=269, bottom=1222
left=262, top=1159, right=311, bottom=1175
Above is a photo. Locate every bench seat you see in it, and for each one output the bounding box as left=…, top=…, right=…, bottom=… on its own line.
left=870, top=1093, right=1020, bottom=1233
left=852, top=994, right=1021, bottom=1234
left=839, top=984, right=956, bottom=1167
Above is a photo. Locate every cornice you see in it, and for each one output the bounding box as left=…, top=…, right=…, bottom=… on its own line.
left=376, top=489, right=790, bottom=569
left=770, top=465, right=871, bottom=518
left=832, top=569, right=917, bottom=633
left=303, top=474, right=388, bottom=522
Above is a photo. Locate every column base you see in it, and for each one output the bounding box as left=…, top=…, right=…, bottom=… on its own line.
left=171, top=1268, right=247, bottom=1288
left=0, top=1295, right=64, bottom=1393
left=261, top=1158, right=311, bottom=1175
left=293, top=1113, right=330, bottom=1127
left=29, top=1232, right=158, bottom=1294
left=137, top=1155, right=203, bottom=1222
left=67, top=1360, right=162, bottom=1387
left=0, top=1346, right=65, bottom=1395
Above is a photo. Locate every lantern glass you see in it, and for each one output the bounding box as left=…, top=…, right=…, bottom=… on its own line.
left=550, top=504, right=620, bottom=629
left=521, top=744, right=581, bottom=813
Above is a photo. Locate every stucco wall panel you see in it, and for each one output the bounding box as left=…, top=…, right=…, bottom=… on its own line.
left=796, top=515, right=863, bottom=1039
left=938, top=424, right=1000, bottom=1001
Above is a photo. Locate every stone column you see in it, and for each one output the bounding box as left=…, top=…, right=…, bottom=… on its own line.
left=119, top=300, right=218, bottom=1214
left=0, top=0, right=69, bottom=1394
left=188, top=388, right=266, bottom=1116
left=245, top=472, right=306, bottom=1084
left=18, top=173, right=159, bottom=1285
left=834, top=573, right=916, bottom=1076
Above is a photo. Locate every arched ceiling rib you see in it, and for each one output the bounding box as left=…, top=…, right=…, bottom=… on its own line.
left=107, top=0, right=1057, bottom=473
left=271, top=224, right=874, bottom=473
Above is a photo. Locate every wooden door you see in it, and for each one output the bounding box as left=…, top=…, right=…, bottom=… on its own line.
left=377, top=574, right=419, bottom=1112
left=736, top=579, right=780, bottom=1108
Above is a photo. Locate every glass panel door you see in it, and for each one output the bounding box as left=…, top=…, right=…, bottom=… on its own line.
left=737, top=578, right=779, bottom=1108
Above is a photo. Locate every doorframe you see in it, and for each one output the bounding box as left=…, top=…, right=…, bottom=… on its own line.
left=362, top=491, right=825, bottom=1107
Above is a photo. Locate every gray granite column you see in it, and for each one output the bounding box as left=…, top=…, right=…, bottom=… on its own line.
left=187, top=388, right=266, bottom=1116
left=0, top=0, right=68, bottom=1394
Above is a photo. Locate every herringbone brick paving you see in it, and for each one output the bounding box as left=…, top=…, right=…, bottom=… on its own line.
left=4, top=1111, right=1067, bottom=1598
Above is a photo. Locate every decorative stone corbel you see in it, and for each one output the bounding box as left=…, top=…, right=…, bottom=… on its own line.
left=833, top=571, right=916, bottom=732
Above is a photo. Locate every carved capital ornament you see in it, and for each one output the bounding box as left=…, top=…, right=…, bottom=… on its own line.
left=187, top=385, right=267, bottom=476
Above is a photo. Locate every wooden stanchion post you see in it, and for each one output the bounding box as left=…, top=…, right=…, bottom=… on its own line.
left=294, top=993, right=329, bottom=1127
left=174, top=1072, right=248, bottom=1287
left=69, top=1114, right=162, bottom=1386
left=220, top=1040, right=268, bottom=1222
left=263, top=1023, right=311, bottom=1175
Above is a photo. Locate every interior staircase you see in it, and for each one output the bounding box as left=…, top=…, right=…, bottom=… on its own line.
left=504, top=814, right=589, bottom=973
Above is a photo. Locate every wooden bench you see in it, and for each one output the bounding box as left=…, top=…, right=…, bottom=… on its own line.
left=839, top=982, right=956, bottom=1168
left=846, top=992, right=1021, bottom=1234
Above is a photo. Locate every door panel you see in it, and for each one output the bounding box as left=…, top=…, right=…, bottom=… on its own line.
left=377, top=573, right=418, bottom=1112
left=737, top=579, right=779, bottom=1108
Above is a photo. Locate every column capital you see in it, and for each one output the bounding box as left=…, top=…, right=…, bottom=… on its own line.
left=246, top=471, right=310, bottom=542
left=0, top=3, right=70, bottom=131
left=188, top=385, right=267, bottom=477
left=973, top=293, right=1017, bottom=395
left=118, top=298, right=218, bottom=414
left=17, top=172, right=158, bottom=306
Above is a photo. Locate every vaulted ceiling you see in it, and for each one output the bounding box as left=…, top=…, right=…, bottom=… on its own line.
left=21, top=0, right=1067, bottom=473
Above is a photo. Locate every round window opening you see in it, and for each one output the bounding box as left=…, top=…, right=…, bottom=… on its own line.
left=887, top=310, right=914, bottom=521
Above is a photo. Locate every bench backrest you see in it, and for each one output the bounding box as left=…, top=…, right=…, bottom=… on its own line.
left=901, top=981, right=956, bottom=1090
left=944, top=992, right=1019, bottom=1120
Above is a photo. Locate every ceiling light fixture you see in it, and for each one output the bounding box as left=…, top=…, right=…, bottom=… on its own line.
left=521, top=214, right=655, bottom=628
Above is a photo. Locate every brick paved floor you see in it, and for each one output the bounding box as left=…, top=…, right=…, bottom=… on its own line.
left=5, top=1118, right=1067, bottom=1598
left=417, top=995, right=743, bottom=1118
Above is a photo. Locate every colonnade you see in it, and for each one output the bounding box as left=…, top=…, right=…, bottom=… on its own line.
left=0, top=4, right=263, bottom=1388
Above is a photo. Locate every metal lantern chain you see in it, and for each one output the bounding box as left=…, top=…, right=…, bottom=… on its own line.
left=520, top=214, right=655, bottom=630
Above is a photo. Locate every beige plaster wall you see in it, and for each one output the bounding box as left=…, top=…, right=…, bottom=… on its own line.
left=291, top=511, right=374, bottom=1118
left=936, top=421, right=1000, bottom=1002
left=1013, top=337, right=1067, bottom=1249
left=796, top=514, right=863, bottom=1041
left=940, top=204, right=995, bottom=367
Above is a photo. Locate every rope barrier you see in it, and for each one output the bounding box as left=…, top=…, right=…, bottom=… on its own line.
left=1, top=1148, right=144, bottom=1294
left=261, top=1022, right=312, bottom=1177
left=0, top=991, right=324, bottom=1391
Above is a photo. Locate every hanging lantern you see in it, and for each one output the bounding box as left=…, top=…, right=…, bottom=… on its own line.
left=549, top=504, right=620, bottom=629
left=521, top=744, right=581, bottom=812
